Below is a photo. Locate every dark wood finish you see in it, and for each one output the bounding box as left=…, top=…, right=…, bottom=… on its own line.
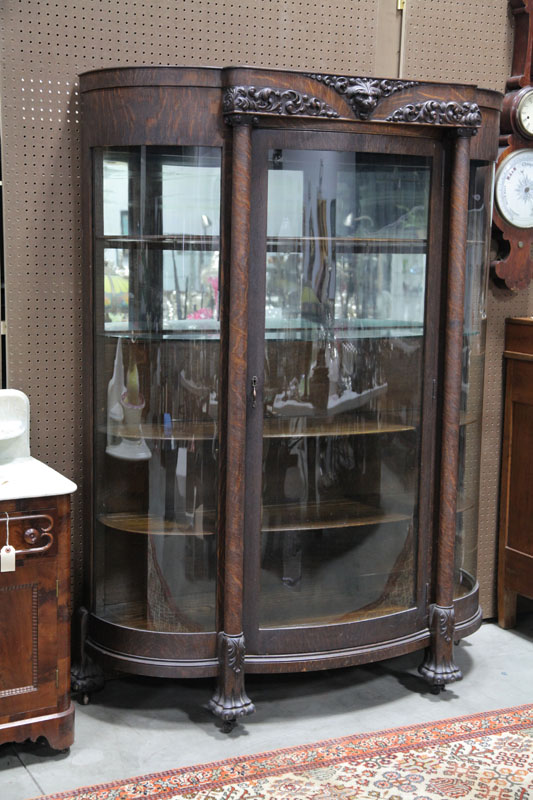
left=79, top=66, right=501, bottom=724
left=419, top=130, right=473, bottom=690
left=507, top=0, right=533, bottom=90
left=498, top=317, right=533, bottom=628
left=209, top=123, right=255, bottom=722
left=0, top=495, right=74, bottom=750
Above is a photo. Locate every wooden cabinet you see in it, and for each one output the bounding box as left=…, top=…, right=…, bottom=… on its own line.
left=78, top=67, right=501, bottom=724
left=498, top=318, right=533, bottom=628
left=0, top=494, right=75, bottom=749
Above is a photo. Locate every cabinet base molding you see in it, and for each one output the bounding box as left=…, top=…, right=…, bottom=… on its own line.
left=418, top=604, right=462, bottom=689
left=0, top=703, right=75, bottom=751
left=85, top=638, right=219, bottom=679
left=208, top=632, right=255, bottom=722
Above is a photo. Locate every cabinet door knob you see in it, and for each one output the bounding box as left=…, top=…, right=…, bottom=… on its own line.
left=251, top=376, right=258, bottom=408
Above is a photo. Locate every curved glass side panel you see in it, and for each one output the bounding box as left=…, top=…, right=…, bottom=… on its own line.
left=454, top=162, right=494, bottom=599
left=259, top=148, right=431, bottom=628
left=93, top=146, right=221, bottom=633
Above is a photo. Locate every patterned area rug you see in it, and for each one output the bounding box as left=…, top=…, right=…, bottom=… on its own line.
left=34, top=704, right=533, bottom=799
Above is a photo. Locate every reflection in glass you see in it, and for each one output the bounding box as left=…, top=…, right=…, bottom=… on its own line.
left=259, top=148, right=431, bottom=628
left=454, top=163, right=494, bottom=599
left=93, top=145, right=221, bottom=632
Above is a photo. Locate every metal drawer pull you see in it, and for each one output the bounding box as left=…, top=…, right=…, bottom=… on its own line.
left=4, top=513, right=54, bottom=556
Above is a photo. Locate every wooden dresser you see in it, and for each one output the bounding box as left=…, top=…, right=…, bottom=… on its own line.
left=498, top=317, right=533, bottom=628
left=0, top=390, right=76, bottom=749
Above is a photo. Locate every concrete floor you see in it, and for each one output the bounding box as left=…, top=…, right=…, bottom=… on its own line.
left=2, top=613, right=533, bottom=800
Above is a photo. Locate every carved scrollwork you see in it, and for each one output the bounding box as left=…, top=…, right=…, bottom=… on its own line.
left=386, top=100, right=482, bottom=127
left=435, top=605, right=454, bottom=643
left=227, top=635, right=245, bottom=674
left=223, top=86, right=339, bottom=123
left=306, top=74, right=418, bottom=119
left=419, top=604, right=462, bottom=688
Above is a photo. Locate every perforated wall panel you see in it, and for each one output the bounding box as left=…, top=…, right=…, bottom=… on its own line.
left=402, top=0, right=513, bottom=90
left=0, top=0, right=519, bottom=617
left=0, top=0, right=378, bottom=607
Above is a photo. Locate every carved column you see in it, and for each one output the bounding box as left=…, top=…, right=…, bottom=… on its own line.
left=419, top=128, right=474, bottom=691
left=208, top=122, right=255, bottom=724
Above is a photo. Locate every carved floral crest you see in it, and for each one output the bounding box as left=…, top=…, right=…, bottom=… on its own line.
left=386, top=100, right=482, bottom=127
left=223, top=86, right=339, bottom=122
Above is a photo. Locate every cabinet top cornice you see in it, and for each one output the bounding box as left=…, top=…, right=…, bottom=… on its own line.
left=79, top=65, right=502, bottom=130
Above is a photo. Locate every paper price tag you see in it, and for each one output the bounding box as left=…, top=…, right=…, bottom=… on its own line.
left=1, top=544, right=15, bottom=572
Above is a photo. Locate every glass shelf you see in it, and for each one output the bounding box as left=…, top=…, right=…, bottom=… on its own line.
left=99, top=319, right=424, bottom=341
left=97, top=234, right=220, bottom=251
left=266, top=235, right=427, bottom=254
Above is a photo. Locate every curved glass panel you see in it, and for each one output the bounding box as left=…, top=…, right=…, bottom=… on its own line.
left=93, top=146, right=221, bottom=632
left=259, top=148, right=431, bottom=628
left=454, top=163, right=494, bottom=599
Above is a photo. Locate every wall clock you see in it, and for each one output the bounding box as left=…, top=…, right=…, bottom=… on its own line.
left=493, top=0, right=533, bottom=289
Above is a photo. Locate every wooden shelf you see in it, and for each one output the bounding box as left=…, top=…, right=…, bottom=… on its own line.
left=259, top=602, right=410, bottom=629
left=101, top=416, right=415, bottom=442
left=457, top=496, right=476, bottom=514
left=103, top=420, right=217, bottom=441
left=261, top=498, right=411, bottom=532
left=263, top=416, right=416, bottom=438
left=459, top=412, right=479, bottom=427
left=101, top=600, right=215, bottom=633
left=98, top=512, right=216, bottom=536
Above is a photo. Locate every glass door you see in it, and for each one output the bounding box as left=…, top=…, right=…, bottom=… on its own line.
left=455, top=162, right=494, bottom=600
left=92, top=145, right=221, bottom=638
left=245, top=131, right=440, bottom=651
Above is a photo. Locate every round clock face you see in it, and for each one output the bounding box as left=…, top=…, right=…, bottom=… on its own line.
left=517, top=89, right=533, bottom=138
left=495, top=149, right=533, bottom=229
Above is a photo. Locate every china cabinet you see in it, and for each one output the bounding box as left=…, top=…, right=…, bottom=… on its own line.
left=78, top=66, right=501, bottom=724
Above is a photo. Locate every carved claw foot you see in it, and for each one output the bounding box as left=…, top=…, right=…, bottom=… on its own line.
left=208, top=632, right=255, bottom=725
left=419, top=604, right=462, bottom=690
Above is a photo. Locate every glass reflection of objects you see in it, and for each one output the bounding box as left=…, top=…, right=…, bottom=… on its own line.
left=93, top=145, right=221, bottom=633
left=454, top=163, right=494, bottom=599
left=260, top=148, right=431, bottom=628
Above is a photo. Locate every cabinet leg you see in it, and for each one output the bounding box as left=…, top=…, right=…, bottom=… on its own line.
left=419, top=604, right=462, bottom=691
left=70, top=606, right=105, bottom=699
left=208, top=632, right=255, bottom=725
left=498, top=588, right=517, bottom=629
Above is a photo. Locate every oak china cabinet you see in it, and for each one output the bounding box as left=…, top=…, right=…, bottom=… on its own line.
left=78, top=66, right=501, bottom=724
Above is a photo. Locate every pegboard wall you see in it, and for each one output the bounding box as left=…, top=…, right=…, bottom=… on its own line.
left=0, top=0, right=517, bottom=615
left=402, top=0, right=513, bottom=89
